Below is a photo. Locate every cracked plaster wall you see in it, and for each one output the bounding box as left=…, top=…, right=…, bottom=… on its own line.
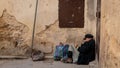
left=34, top=0, right=97, bottom=55
left=0, top=10, right=29, bottom=56
left=0, top=0, right=36, bottom=56
left=0, top=0, right=97, bottom=56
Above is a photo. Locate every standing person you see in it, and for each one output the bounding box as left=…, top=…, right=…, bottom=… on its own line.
left=77, top=34, right=95, bottom=65
left=54, top=42, right=64, bottom=61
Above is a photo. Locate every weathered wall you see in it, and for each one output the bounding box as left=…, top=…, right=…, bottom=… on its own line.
left=100, top=0, right=120, bottom=68
left=0, top=10, right=30, bottom=55
left=34, top=0, right=97, bottom=54
left=0, top=0, right=97, bottom=56
left=0, top=0, right=36, bottom=56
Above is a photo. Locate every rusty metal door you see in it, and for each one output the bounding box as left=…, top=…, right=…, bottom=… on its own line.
left=59, top=0, right=85, bottom=28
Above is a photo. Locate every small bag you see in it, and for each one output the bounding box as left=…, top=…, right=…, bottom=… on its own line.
left=32, top=50, right=45, bottom=61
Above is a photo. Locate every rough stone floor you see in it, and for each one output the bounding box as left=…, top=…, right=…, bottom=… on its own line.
left=0, top=58, right=98, bottom=68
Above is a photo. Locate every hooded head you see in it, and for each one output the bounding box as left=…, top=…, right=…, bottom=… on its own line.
left=84, top=34, right=93, bottom=40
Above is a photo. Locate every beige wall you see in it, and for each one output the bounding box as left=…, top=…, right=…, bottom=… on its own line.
left=34, top=0, right=97, bottom=54
left=0, top=0, right=36, bottom=42
left=0, top=0, right=36, bottom=55
left=100, top=0, right=120, bottom=68
left=0, top=0, right=97, bottom=56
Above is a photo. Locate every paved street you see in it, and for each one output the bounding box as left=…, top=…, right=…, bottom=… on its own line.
left=0, top=59, right=93, bottom=68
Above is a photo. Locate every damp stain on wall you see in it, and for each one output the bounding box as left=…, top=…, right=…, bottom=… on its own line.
left=0, top=9, right=30, bottom=56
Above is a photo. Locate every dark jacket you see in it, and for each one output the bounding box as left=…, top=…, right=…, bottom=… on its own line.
left=77, top=39, right=95, bottom=65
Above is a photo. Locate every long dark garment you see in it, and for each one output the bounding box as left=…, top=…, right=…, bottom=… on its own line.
left=77, top=39, right=95, bottom=65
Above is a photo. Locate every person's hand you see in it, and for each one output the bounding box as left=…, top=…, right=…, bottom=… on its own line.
left=84, top=38, right=91, bottom=42
left=75, top=44, right=78, bottom=48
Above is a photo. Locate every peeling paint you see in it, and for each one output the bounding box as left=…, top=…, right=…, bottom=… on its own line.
left=0, top=10, right=30, bottom=56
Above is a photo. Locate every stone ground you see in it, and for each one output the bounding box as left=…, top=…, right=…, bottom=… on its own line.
left=0, top=58, right=98, bottom=68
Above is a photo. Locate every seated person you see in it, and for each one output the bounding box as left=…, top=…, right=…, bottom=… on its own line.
left=77, top=34, right=95, bottom=65
left=54, top=42, right=64, bottom=61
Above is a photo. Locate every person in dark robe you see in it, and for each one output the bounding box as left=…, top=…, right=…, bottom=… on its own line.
left=77, top=34, right=95, bottom=65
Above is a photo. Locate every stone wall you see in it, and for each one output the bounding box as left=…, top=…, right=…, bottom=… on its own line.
left=100, top=0, right=120, bottom=68
left=0, top=0, right=97, bottom=56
